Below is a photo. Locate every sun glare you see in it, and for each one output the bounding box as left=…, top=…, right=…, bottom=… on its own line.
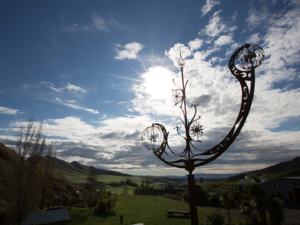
left=142, top=66, right=175, bottom=100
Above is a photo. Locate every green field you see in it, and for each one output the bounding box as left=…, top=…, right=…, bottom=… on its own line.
left=52, top=195, right=243, bottom=225
left=204, top=168, right=300, bottom=192
left=63, top=173, right=179, bottom=194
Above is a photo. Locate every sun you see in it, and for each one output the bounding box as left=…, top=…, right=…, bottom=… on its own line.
left=142, top=66, right=175, bottom=100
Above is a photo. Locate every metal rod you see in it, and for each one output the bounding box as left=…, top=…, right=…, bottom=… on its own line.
left=187, top=174, right=198, bottom=225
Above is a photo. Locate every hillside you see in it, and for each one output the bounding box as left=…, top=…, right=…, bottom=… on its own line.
left=204, top=156, right=300, bottom=191
left=0, top=143, right=80, bottom=209
left=257, top=156, right=300, bottom=174
left=40, top=155, right=131, bottom=177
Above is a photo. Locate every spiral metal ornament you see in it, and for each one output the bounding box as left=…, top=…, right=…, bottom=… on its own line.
left=234, top=44, right=265, bottom=71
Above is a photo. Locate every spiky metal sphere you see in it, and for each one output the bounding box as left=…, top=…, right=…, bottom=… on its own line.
left=234, top=44, right=264, bottom=71
left=190, top=122, right=204, bottom=141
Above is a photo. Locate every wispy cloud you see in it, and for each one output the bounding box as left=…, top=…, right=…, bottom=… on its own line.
left=55, top=98, right=99, bottom=114
left=0, top=106, right=22, bottom=115
left=61, top=11, right=123, bottom=33
left=92, top=11, right=108, bottom=31
left=246, top=33, right=261, bottom=43
left=114, top=42, right=144, bottom=60
left=201, top=0, right=221, bottom=17
left=66, top=82, right=86, bottom=94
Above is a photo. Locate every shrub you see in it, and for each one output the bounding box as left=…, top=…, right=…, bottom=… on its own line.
left=73, top=204, right=87, bottom=208
left=203, top=210, right=227, bottom=225
left=208, top=193, right=221, bottom=207
left=110, top=208, right=117, bottom=215
left=96, top=198, right=111, bottom=213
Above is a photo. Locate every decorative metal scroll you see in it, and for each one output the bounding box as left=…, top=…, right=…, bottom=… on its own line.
left=141, top=44, right=264, bottom=173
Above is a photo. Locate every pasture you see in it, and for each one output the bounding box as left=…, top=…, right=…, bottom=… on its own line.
left=52, top=195, right=244, bottom=225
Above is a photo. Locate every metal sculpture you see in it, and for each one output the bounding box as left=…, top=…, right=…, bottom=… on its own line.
left=141, top=44, right=264, bottom=225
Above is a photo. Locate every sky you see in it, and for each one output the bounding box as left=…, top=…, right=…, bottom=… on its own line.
left=0, top=0, right=300, bottom=176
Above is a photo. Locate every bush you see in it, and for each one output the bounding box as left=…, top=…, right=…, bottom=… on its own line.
left=73, top=204, right=87, bottom=208
left=208, top=193, right=221, bottom=207
left=110, top=208, right=117, bottom=215
left=203, top=210, right=227, bottom=225
left=196, top=189, right=209, bottom=206
left=96, top=198, right=111, bottom=213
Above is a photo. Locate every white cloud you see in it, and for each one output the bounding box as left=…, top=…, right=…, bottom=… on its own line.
left=246, top=33, right=261, bottom=44
left=201, top=0, right=221, bottom=17
left=188, top=38, right=203, bottom=51
left=201, top=10, right=227, bottom=37
left=263, top=6, right=300, bottom=70
left=66, top=82, right=86, bottom=94
left=215, top=34, right=234, bottom=46
left=165, top=43, right=192, bottom=68
left=114, top=42, right=144, bottom=60
left=0, top=106, right=21, bottom=115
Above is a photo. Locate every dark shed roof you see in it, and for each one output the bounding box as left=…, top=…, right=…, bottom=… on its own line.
left=22, top=208, right=71, bottom=225
left=261, top=176, right=300, bottom=185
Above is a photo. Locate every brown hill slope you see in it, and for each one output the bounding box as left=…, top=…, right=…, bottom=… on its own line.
left=257, top=156, right=300, bottom=174
left=0, top=143, right=80, bottom=215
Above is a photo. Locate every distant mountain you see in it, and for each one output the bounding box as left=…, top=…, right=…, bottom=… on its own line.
left=68, top=160, right=131, bottom=176
left=166, top=157, right=300, bottom=180
left=166, top=173, right=241, bottom=180
left=26, top=154, right=131, bottom=177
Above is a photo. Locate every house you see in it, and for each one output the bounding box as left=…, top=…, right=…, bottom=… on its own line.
left=261, top=176, right=300, bottom=204
left=233, top=178, right=268, bottom=192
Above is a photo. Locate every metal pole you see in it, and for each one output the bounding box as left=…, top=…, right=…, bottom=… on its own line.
left=187, top=174, right=198, bottom=225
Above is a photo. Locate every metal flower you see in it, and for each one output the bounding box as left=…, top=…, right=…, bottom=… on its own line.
left=190, top=122, right=204, bottom=141
left=172, top=89, right=183, bottom=105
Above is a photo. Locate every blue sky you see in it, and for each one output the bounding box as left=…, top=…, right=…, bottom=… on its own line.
left=1, top=0, right=300, bottom=176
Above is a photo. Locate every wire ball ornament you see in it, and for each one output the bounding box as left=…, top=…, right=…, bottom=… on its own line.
left=234, top=44, right=264, bottom=71
left=141, top=43, right=265, bottom=173
left=141, top=125, right=164, bottom=151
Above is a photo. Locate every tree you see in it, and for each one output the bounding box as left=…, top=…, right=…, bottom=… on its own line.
left=266, top=197, right=285, bottom=225
left=13, top=117, right=50, bottom=224
left=219, top=191, right=234, bottom=225
left=239, top=199, right=252, bottom=224
left=248, top=183, right=268, bottom=225
left=122, top=184, right=128, bottom=195
left=86, top=166, right=97, bottom=190
left=40, top=142, right=57, bottom=209
left=199, top=177, right=204, bottom=186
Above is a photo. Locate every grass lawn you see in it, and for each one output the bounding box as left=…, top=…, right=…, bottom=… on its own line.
left=52, top=195, right=244, bottom=225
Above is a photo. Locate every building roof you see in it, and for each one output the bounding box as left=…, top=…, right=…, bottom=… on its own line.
left=261, top=176, right=300, bottom=185
left=22, top=208, right=71, bottom=225
left=237, top=178, right=268, bottom=185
